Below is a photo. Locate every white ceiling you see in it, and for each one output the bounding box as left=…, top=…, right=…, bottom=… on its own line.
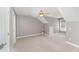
left=14, top=7, right=32, bottom=16
left=59, top=7, right=79, bottom=21
left=14, top=7, right=79, bottom=22
left=14, top=7, right=63, bottom=17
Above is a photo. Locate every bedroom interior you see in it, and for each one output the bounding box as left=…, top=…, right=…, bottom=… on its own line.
left=0, top=7, right=79, bottom=52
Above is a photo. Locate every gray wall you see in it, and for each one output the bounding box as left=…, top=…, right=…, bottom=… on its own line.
left=60, top=7, right=79, bottom=45
left=44, top=16, right=58, bottom=34
left=66, top=21, right=79, bottom=45
left=44, top=24, right=49, bottom=34
left=16, top=15, right=43, bottom=37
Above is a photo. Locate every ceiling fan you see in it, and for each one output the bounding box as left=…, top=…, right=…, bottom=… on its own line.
left=38, top=10, right=48, bottom=16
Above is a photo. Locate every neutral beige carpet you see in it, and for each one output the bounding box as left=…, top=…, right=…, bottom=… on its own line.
left=14, top=33, right=79, bottom=52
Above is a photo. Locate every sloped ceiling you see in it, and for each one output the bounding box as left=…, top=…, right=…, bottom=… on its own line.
left=14, top=7, right=32, bottom=16
left=14, top=7, right=62, bottom=18
left=14, top=7, right=79, bottom=22
left=59, top=7, right=79, bottom=21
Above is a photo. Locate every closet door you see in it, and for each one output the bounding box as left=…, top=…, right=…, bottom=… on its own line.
left=0, top=7, right=10, bottom=52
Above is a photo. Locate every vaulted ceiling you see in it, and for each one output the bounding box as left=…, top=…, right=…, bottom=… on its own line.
left=14, top=7, right=32, bottom=16
left=59, top=7, right=79, bottom=21
left=13, top=7, right=63, bottom=18
left=14, top=7, right=63, bottom=24
left=14, top=7, right=79, bottom=22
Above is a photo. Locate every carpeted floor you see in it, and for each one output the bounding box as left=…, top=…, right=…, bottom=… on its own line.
left=14, top=33, right=79, bottom=52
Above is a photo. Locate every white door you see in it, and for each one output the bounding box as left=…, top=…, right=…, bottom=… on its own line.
left=0, top=7, right=10, bottom=52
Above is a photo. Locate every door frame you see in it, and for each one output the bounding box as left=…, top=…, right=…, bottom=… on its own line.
left=9, top=8, right=16, bottom=51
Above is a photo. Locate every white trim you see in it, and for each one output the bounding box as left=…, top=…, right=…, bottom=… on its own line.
left=16, top=33, right=43, bottom=39
left=66, top=41, right=79, bottom=48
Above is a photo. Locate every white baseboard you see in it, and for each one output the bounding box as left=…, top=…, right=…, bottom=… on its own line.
left=66, top=41, right=79, bottom=48
left=16, top=33, right=43, bottom=39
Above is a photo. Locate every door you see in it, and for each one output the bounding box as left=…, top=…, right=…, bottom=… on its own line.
left=0, top=7, right=10, bottom=52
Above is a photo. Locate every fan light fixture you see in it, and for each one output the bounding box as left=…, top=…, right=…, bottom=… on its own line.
left=38, top=10, right=48, bottom=16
